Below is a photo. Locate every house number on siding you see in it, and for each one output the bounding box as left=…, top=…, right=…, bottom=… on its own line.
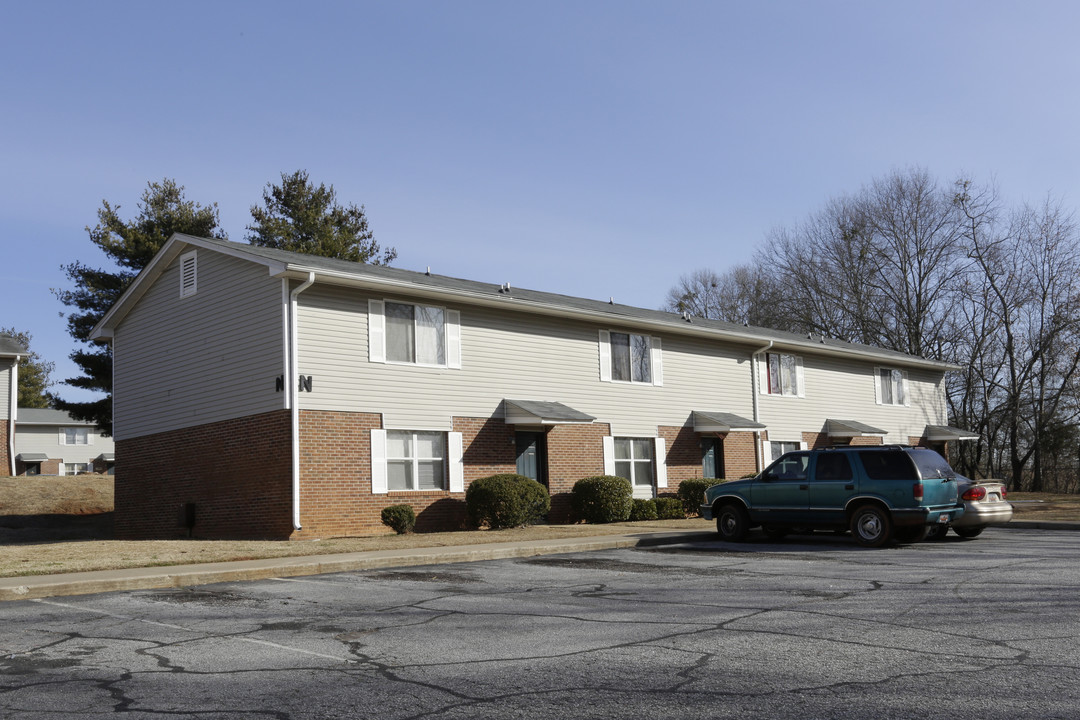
left=275, top=375, right=314, bottom=392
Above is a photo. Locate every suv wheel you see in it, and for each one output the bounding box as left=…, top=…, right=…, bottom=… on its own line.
left=850, top=505, right=892, bottom=547
left=716, top=503, right=750, bottom=542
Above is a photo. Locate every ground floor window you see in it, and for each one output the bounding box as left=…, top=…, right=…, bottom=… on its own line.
left=63, top=462, right=91, bottom=475
left=770, top=441, right=801, bottom=462
left=386, top=431, right=446, bottom=491
left=614, top=438, right=654, bottom=489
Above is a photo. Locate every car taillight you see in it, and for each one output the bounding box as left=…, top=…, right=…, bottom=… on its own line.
left=1001, top=487, right=1008, bottom=499
left=962, top=486, right=987, bottom=501
left=913, top=483, right=923, bottom=500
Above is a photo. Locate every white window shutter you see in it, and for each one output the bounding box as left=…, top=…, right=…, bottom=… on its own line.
left=654, top=437, right=668, bottom=488
left=762, top=440, right=772, bottom=464
left=446, top=309, right=462, bottom=369
left=448, top=431, right=464, bottom=492
left=650, top=337, right=663, bottom=386
left=799, top=441, right=809, bottom=450
left=874, top=367, right=883, bottom=405
left=58, top=428, right=65, bottom=445
left=602, top=436, right=615, bottom=475
left=87, top=430, right=94, bottom=446
left=370, top=428, right=388, bottom=494
left=795, top=356, right=805, bottom=398
left=368, top=299, right=386, bottom=363
left=902, top=371, right=910, bottom=407
left=598, top=330, right=611, bottom=382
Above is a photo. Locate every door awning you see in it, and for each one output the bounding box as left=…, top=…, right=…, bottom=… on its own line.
left=503, top=400, right=595, bottom=425
left=692, top=411, right=766, bottom=434
left=15, top=453, right=49, bottom=462
left=825, top=419, right=887, bottom=438
left=97, top=453, right=115, bottom=462
left=924, top=425, right=980, bottom=442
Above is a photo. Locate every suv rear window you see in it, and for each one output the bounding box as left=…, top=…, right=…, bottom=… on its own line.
left=858, top=450, right=916, bottom=480
left=908, top=448, right=956, bottom=480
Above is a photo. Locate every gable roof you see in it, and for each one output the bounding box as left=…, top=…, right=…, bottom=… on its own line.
left=0, top=334, right=27, bottom=358
left=90, top=233, right=959, bottom=372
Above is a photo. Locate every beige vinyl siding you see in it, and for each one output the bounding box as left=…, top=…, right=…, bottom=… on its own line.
left=296, top=284, right=755, bottom=435
left=112, top=250, right=284, bottom=440
left=14, top=424, right=114, bottom=460
left=0, top=360, right=11, bottom=421
left=758, top=353, right=947, bottom=443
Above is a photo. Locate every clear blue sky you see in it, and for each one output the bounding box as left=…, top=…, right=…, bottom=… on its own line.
left=3, top=1, right=1078, bottom=403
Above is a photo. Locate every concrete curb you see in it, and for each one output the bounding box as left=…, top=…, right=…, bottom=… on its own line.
left=0, top=531, right=716, bottom=603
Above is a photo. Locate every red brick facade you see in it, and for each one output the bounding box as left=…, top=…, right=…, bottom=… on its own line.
left=119, top=407, right=936, bottom=540
left=803, top=432, right=884, bottom=449
left=115, top=410, right=293, bottom=539
left=0, top=419, right=9, bottom=475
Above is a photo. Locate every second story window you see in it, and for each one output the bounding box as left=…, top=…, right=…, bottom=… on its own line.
left=876, top=367, right=909, bottom=406
left=598, top=330, right=663, bottom=386
left=368, top=299, right=462, bottom=368
left=386, top=302, right=445, bottom=365
left=766, top=352, right=803, bottom=397
left=62, top=427, right=89, bottom=445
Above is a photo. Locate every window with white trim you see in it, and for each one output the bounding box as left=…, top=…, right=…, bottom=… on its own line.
left=765, top=352, right=803, bottom=397
left=876, top=367, right=909, bottom=406
left=387, top=430, right=446, bottom=491
left=769, top=440, right=803, bottom=462
left=62, top=427, right=89, bottom=445
left=63, top=462, right=91, bottom=475
left=598, top=331, right=663, bottom=385
left=368, top=299, right=462, bottom=368
left=179, top=250, right=197, bottom=298
left=370, top=428, right=465, bottom=494
left=614, top=438, right=654, bottom=488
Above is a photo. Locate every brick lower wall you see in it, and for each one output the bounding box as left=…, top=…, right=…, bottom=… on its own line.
left=115, top=410, right=292, bottom=539
left=14, top=458, right=62, bottom=476
left=545, top=422, right=611, bottom=522
left=723, top=431, right=759, bottom=478
left=0, top=420, right=9, bottom=474
left=803, top=432, right=883, bottom=449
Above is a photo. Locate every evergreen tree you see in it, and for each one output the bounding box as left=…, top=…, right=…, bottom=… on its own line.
left=0, top=328, right=54, bottom=409
left=247, top=170, right=396, bottom=264
left=54, top=179, right=226, bottom=434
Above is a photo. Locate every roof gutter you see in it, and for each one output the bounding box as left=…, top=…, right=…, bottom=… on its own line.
left=289, top=272, right=316, bottom=531
left=750, top=341, right=772, bottom=472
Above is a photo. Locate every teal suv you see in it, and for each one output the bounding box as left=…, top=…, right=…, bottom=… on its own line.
left=701, top=446, right=965, bottom=547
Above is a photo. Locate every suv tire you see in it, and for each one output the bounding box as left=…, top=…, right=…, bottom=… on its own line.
left=716, top=503, right=750, bottom=542
left=850, top=504, right=892, bottom=547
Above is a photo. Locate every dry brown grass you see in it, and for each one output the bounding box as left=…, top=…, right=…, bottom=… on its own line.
left=1, top=476, right=1076, bottom=579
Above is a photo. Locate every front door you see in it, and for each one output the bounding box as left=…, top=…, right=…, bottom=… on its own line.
left=516, top=432, right=548, bottom=488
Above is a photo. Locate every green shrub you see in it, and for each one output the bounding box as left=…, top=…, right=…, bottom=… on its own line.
left=629, top=498, right=658, bottom=521
left=571, top=476, right=633, bottom=523
left=655, top=496, right=685, bottom=520
left=677, top=478, right=716, bottom=516
left=465, top=473, right=551, bottom=529
left=380, top=504, right=416, bottom=534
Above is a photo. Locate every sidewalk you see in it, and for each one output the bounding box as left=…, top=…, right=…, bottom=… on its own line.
left=2, top=521, right=1076, bottom=603
left=0, top=528, right=716, bottom=603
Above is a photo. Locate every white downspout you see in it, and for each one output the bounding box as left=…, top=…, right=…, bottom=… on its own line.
left=750, top=341, right=772, bottom=472
left=7, top=357, right=17, bottom=476
left=289, top=273, right=316, bottom=531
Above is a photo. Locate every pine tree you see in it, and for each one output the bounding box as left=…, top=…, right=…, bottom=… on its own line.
left=247, top=170, right=396, bottom=264
left=54, top=179, right=226, bottom=434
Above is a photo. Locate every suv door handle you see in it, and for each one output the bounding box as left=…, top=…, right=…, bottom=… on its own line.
left=845, top=484, right=854, bottom=490
left=799, top=484, right=808, bottom=490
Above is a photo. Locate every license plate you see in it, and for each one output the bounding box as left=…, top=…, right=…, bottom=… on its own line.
left=937, top=515, right=950, bottom=524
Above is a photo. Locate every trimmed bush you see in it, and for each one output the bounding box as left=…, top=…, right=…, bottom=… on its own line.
left=465, top=473, right=551, bottom=529
left=571, top=476, right=633, bottom=523
left=381, top=504, right=416, bottom=534
left=655, top=496, right=685, bottom=520
left=629, top=498, right=658, bottom=521
left=677, top=478, right=716, bottom=516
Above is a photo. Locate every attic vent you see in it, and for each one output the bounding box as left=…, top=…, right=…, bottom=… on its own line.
left=179, top=251, right=197, bottom=298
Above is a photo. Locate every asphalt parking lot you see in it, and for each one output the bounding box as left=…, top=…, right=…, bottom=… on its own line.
left=2, top=528, right=1078, bottom=719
